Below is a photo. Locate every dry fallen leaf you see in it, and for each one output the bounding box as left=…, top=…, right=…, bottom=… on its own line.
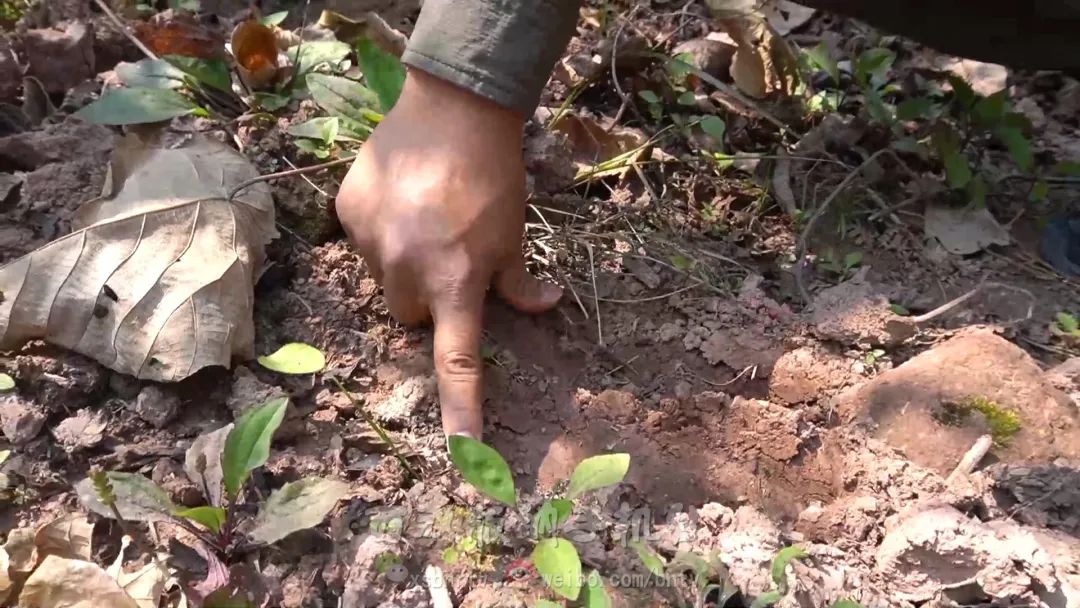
left=21, top=555, right=141, bottom=608
left=5, top=527, right=38, bottom=576
left=0, top=547, right=12, bottom=605
left=135, top=11, right=226, bottom=60
left=34, top=515, right=93, bottom=562
left=720, top=16, right=799, bottom=98
left=51, top=409, right=107, bottom=450
left=761, top=0, right=815, bottom=35
left=117, top=560, right=170, bottom=608
left=231, top=20, right=281, bottom=89
left=0, top=135, right=277, bottom=381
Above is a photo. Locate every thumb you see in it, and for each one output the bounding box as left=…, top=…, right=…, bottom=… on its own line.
left=495, top=257, right=563, bottom=313
left=431, top=283, right=487, bottom=439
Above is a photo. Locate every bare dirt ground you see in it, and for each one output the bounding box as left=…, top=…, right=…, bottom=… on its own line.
left=1, top=0, right=1080, bottom=606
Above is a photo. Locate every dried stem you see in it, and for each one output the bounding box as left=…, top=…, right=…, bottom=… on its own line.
left=228, top=154, right=355, bottom=200
left=330, top=377, right=418, bottom=479
left=91, top=0, right=159, bottom=60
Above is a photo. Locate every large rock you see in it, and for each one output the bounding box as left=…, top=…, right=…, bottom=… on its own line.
left=838, top=328, right=1080, bottom=474
left=23, top=21, right=95, bottom=95
left=769, top=344, right=857, bottom=405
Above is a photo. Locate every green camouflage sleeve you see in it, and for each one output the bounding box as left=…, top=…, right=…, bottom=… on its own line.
left=401, top=0, right=582, bottom=116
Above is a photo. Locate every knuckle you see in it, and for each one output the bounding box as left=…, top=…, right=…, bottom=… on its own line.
left=437, top=349, right=481, bottom=379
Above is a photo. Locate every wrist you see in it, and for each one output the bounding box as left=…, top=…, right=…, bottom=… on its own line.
left=395, top=68, right=526, bottom=138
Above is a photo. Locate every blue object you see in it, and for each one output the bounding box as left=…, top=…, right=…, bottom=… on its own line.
left=1041, top=216, right=1080, bottom=277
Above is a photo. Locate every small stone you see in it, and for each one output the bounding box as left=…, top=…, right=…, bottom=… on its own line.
left=23, top=21, right=95, bottom=95
left=373, top=375, right=435, bottom=425
left=674, top=380, right=693, bottom=400
left=657, top=322, right=684, bottom=343
left=52, top=409, right=107, bottom=449
left=0, top=395, right=47, bottom=444
left=134, top=385, right=180, bottom=428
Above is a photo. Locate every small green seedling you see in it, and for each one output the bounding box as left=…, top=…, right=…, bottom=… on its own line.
left=258, top=342, right=326, bottom=374
left=820, top=250, right=863, bottom=280
left=748, top=545, right=808, bottom=608
left=447, top=438, right=629, bottom=603
left=1055, top=312, right=1080, bottom=338
left=863, top=349, right=886, bottom=367
left=77, top=397, right=348, bottom=553
left=0, top=373, right=14, bottom=391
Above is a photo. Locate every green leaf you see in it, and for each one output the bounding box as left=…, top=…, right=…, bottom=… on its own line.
left=115, top=59, right=187, bottom=89
left=253, top=92, right=290, bottom=111
left=222, top=397, right=288, bottom=499
left=581, top=570, right=611, bottom=608
left=0, top=373, right=13, bottom=391
left=749, top=590, right=784, bottom=608
left=677, top=91, right=696, bottom=106
left=890, top=303, right=910, bottom=316
left=260, top=10, right=288, bottom=26
left=356, top=38, right=405, bottom=112
left=294, top=138, right=331, bottom=158
left=973, top=90, right=1008, bottom=127
left=843, top=251, right=863, bottom=269
left=995, top=125, right=1033, bottom=171
left=532, top=537, right=582, bottom=600
left=447, top=435, right=516, bottom=506
left=287, top=116, right=364, bottom=144
left=947, top=75, right=977, bottom=110
left=258, top=343, right=326, bottom=374
left=854, top=48, right=895, bottom=88
left=1054, top=160, right=1080, bottom=176
left=566, top=453, right=630, bottom=499
left=534, top=498, right=574, bottom=537
left=165, top=56, right=232, bottom=93
left=75, top=472, right=178, bottom=521
left=630, top=540, right=666, bottom=576
left=306, top=73, right=382, bottom=124
left=1057, top=312, right=1079, bottom=333
left=1030, top=179, right=1049, bottom=202
left=699, top=115, right=726, bottom=142
left=176, top=506, right=226, bottom=533
left=247, top=477, right=349, bottom=544
left=804, top=41, right=838, bottom=85
left=288, top=41, right=351, bottom=77
left=829, top=601, right=864, bottom=608
left=76, top=88, right=198, bottom=124
left=770, top=545, right=808, bottom=590
left=535, top=602, right=562, bottom=608
left=896, top=97, right=935, bottom=121
left=638, top=90, right=660, bottom=104
left=666, top=52, right=695, bottom=82
left=943, top=149, right=972, bottom=189
left=967, top=175, right=988, bottom=207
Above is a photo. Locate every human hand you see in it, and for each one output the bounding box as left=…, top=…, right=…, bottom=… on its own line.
left=335, top=69, right=563, bottom=439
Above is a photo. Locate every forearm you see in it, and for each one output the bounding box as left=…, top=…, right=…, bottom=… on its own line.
left=402, top=0, right=582, bottom=116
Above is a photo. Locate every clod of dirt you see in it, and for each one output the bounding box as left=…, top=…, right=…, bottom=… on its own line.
left=459, top=584, right=529, bottom=608
left=875, top=503, right=1079, bottom=604
left=0, top=116, right=114, bottom=172
left=340, top=533, right=407, bottom=608
left=839, top=328, right=1080, bottom=475
left=374, top=374, right=435, bottom=425
left=51, top=408, right=106, bottom=450
left=0, top=394, right=47, bottom=444
left=13, top=349, right=105, bottom=412
left=672, top=38, right=737, bottom=82
left=22, top=21, right=96, bottom=95
left=811, top=280, right=914, bottom=346
left=523, top=119, right=576, bottom=195
left=980, top=460, right=1080, bottom=536
left=768, top=343, right=858, bottom=404
left=227, top=366, right=286, bottom=417
left=134, top=385, right=180, bottom=429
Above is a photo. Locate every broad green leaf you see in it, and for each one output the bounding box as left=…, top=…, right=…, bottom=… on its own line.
left=943, top=149, right=972, bottom=189
left=699, top=115, right=726, bottom=142
left=247, top=477, right=349, bottom=544
left=677, top=91, right=697, bottom=106
left=447, top=435, right=516, bottom=506
left=287, top=117, right=363, bottom=143
left=896, top=97, right=935, bottom=121
left=566, top=453, right=630, bottom=499
left=973, top=90, right=1008, bottom=127
left=0, top=373, right=13, bottom=391
left=115, top=59, right=187, bottom=89
left=258, top=343, right=326, bottom=374
left=770, top=545, right=808, bottom=590
left=535, top=602, right=562, bottom=608
left=890, top=303, right=910, bottom=316
left=306, top=73, right=382, bottom=124
left=803, top=41, right=839, bottom=85
left=666, top=52, right=695, bottom=82
left=854, top=47, right=894, bottom=88
left=356, top=38, right=406, bottom=112
left=534, top=498, right=574, bottom=537
left=532, top=537, right=582, bottom=600
left=176, top=506, right=226, bottom=533
left=581, top=570, right=611, bottom=608
left=1057, top=312, right=1080, bottom=333
left=76, top=88, right=198, bottom=125
left=260, top=10, right=288, bottom=25
left=638, top=90, right=660, bottom=104
left=749, top=590, right=784, bottom=608
left=630, top=540, right=666, bottom=576
left=967, top=175, right=988, bottom=207
left=995, top=126, right=1033, bottom=171
left=829, top=601, right=864, bottom=608
left=253, top=92, right=290, bottom=111
left=75, top=472, right=178, bottom=521
left=947, top=75, right=977, bottom=110
left=294, top=138, right=331, bottom=158
left=165, top=56, right=232, bottom=93
left=222, top=397, right=288, bottom=499
left=843, top=251, right=863, bottom=269
left=288, top=41, right=351, bottom=77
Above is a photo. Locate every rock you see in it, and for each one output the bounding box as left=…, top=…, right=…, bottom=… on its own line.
left=811, top=280, right=914, bottom=346
left=838, top=328, right=1080, bottom=475
left=769, top=345, right=856, bottom=404
left=0, top=394, right=47, bottom=444
left=980, top=460, right=1080, bottom=536
left=0, top=39, right=23, bottom=101
left=672, top=38, right=737, bottom=82
left=945, top=59, right=1008, bottom=96
left=373, top=375, right=435, bottom=425
left=23, top=21, right=95, bottom=95
left=459, top=584, right=529, bottom=608
left=341, top=534, right=406, bottom=608
left=876, top=504, right=1079, bottom=604
left=227, top=366, right=286, bottom=417
left=523, top=120, right=576, bottom=195
left=51, top=408, right=106, bottom=449
left=0, top=115, right=115, bottom=171
left=134, top=385, right=180, bottom=428
left=699, top=327, right=784, bottom=375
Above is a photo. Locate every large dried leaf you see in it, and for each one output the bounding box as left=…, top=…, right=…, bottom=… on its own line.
left=0, top=135, right=277, bottom=381
left=135, top=12, right=225, bottom=60
left=0, top=547, right=11, bottom=605
left=34, top=515, right=93, bottom=561
left=247, top=477, right=348, bottom=545
left=184, top=424, right=232, bottom=506
left=76, top=472, right=179, bottom=522
left=21, top=555, right=140, bottom=608
left=117, top=561, right=170, bottom=608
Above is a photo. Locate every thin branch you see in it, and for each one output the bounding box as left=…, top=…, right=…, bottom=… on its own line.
left=587, top=244, right=604, bottom=346
left=228, top=154, right=355, bottom=200
left=92, top=0, right=159, bottom=60
left=945, top=435, right=993, bottom=485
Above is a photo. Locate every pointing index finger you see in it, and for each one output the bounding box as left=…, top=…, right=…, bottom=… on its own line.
left=430, top=281, right=487, bottom=439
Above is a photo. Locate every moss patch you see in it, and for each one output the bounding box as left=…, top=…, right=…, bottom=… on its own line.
left=933, top=396, right=1022, bottom=446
